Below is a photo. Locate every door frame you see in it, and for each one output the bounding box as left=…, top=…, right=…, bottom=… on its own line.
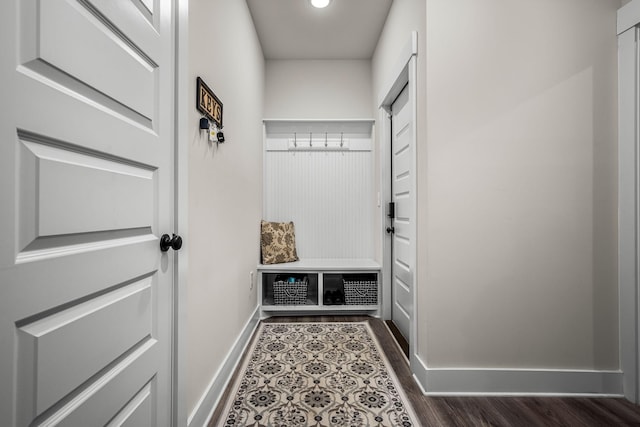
left=618, top=0, right=640, bottom=405
left=379, top=31, right=418, bottom=365
left=174, top=0, right=189, bottom=424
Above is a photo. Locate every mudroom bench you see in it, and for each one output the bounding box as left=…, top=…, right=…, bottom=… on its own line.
left=257, top=259, right=381, bottom=317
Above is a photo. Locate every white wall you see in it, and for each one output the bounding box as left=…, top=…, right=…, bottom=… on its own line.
left=265, top=60, right=373, bottom=119
left=421, top=0, right=620, bottom=370
left=373, top=0, right=620, bottom=377
left=187, top=0, right=264, bottom=417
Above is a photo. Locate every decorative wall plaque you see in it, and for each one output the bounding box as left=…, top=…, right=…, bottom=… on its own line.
left=196, top=77, right=223, bottom=128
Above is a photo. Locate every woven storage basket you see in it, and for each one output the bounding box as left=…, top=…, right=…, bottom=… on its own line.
left=343, top=280, right=378, bottom=305
left=273, top=280, right=308, bottom=305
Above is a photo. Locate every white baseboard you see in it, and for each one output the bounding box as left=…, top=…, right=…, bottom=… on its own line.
left=188, top=305, right=260, bottom=427
left=412, top=353, right=623, bottom=397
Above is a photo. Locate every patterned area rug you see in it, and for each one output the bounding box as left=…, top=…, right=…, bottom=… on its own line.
left=218, top=322, right=419, bottom=426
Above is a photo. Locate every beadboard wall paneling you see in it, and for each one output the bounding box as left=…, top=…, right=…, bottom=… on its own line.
left=264, top=150, right=375, bottom=259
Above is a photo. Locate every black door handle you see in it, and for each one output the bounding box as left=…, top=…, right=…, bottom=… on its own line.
left=160, top=233, right=183, bottom=252
left=386, top=227, right=395, bottom=234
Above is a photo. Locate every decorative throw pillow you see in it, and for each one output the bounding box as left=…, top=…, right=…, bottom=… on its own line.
left=261, top=220, right=299, bottom=264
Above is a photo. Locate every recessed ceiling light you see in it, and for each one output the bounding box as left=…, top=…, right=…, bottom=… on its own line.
left=310, top=0, right=331, bottom=8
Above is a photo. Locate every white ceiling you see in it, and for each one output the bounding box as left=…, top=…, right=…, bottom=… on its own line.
left=245, top=0, right=393, bottom=60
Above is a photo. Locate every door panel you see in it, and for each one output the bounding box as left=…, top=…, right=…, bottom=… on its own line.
left=83, top=0, right=159, bottom=59
left=17, top=277, right=153, bottom=414
left=18, top=139, right=154, bottom=248
left=1, top=0, right=174, bottom=425
left=110, top=382, right=155, bottom=427
left=38, top=0, right=156, bottom=119
left=391, top=84, right=414, bottom=342
left=21, top=0, right=158, bottom=127
left=393, top=287, right=411, bottom=344
left=28, top=344, right=157, bottom=426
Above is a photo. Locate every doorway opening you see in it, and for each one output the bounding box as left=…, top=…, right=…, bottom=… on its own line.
left=379, top=31, right=418, bottom=366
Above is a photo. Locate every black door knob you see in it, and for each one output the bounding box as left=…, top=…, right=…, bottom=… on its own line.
left=386, top=227, right=395, bottom=234
left=160, top=233, right=183, bottom=252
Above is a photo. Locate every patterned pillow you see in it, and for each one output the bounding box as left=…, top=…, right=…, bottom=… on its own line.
left=261, top=220, right=299, bottom=264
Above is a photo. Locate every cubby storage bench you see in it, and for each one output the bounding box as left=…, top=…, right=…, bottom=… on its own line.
left=258, top=259, right=381, bottom=317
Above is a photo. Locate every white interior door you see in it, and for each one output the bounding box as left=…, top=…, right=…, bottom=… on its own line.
left=390, top=84, right=414, bottom=342
left=0, top=0, right=175, bottom=425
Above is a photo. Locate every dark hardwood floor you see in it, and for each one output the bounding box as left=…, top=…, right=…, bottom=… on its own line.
left=209, top=315, right=640, bottom=426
